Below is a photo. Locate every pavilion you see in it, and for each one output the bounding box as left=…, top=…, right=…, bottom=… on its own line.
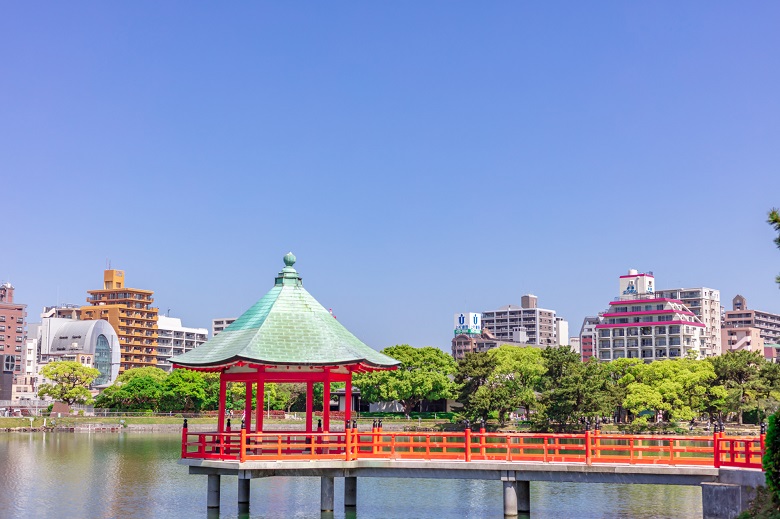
left=170, top=252, right=399, bottom=436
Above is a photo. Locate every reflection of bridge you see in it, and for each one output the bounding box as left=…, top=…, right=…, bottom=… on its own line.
left=181, top=423, right=765, bottom=518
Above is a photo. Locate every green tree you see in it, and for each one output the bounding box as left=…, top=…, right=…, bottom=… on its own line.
left=769, top=208, right=780, bottom=286
left=159, top=369, right=207, bottom=412
left=709, top=350, right=764, bottom=424
left=454, top=351, right=496, bottom=423
left=535, top=346, right=608, bottom=431
left=354, top=345, right=457, bottom=417
left=277, top=383, right=307, bottom=412
left=37, top=361, right=100, bottom=406
left=95, top=375, right=164, bottom=411
left=115, top=366, right=168, bottom=384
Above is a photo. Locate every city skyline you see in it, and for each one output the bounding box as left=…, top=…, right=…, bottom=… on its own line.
left=3, top=3, right=780, bottom=351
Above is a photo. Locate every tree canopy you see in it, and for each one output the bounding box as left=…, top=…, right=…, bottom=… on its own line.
left=770, top=208, right=780, bottom=286
left=38, top=361, right=100, bottom=406
left=353, top=345, right=457, bottom=417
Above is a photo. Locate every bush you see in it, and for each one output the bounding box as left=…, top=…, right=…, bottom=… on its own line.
left=765, top=413, right=780, bottom=504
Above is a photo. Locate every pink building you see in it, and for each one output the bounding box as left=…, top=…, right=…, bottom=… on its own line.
left=722, top=326, right=764, bottom=354
left=595, top=270, right=706, bottom=361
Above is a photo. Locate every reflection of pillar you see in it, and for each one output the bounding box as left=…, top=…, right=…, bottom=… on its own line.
left=323, top=374, right=331, bottom=432
left=238, top=478, right=250, bottom=504
left=256, top=378, right=264, bottom=433
left=245, top=382, right=253, bottom=433
left=306, top=382, right=313, bottom=433
left=344, top=476, right=357, bottom=507
left=321, top=476, right=334, bottom=511
left=345, top=378, right=352, bottom=423
left=207, top=474, right=221, bottom=509
left=218, top=377, right=227, bottom=434
left=517, top=480, right=530, bottom=513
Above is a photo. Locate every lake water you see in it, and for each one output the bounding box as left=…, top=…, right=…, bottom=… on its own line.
left=0, top=432, right=703, bottom=518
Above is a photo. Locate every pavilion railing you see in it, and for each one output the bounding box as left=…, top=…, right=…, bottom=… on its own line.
left=181, top=425, right=764, bottom=470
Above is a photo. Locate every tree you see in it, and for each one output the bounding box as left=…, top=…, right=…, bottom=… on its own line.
left=115, top=366, right=168, bottom=384
left=769, top=208, right=780, bottom=286
left=455, top=351, right=498, bottom=423
left=95, top=375, right=164, bottom=411
left=709, top=350, right=764, bottom=424
left=37, top=361, right=100, bottom=406
left=354, top=345, right=457, bottom=418
left=277, top=383, right=307, bottom=412
left=159, top=369, right=207, bottom=412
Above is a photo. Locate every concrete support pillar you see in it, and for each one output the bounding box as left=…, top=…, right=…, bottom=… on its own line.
left=702, top=482, right=752, bottom=519
left=238, top=478, right=250, bottom=505
left=321, top=476, right=335, bottom=511
left=344, top=476, right=357, bottom=507
left=207, top=474, right=221, bottom=509
left=503, top=481, right=518, bottom=517
left=516, top=480, right=530, bottom=513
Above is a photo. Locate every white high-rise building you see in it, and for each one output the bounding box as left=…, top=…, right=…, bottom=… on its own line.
left=595, top=270, right=706, bottom=362
left=481, top=295, right=563, bottom=347
left=157, top=316, right=207, bottom=372
left=212, top=317, right=237, bottom=337
left=655, top=287, right=721, bottom=356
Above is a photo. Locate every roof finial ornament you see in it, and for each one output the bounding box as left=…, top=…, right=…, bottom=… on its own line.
left=284, top=252, right=296, bottom=267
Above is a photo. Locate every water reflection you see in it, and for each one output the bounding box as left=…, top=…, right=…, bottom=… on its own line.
left=0, top=433, right=702, bottom=519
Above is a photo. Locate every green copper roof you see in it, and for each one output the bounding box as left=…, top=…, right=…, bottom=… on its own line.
left=171, top=254, right=399, bottom=370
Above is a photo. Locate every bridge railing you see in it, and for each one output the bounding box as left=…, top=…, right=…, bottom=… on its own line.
left=180, top=425, right=764, bottom=469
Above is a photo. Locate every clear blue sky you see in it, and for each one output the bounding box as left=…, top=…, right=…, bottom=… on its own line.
left=2, top=3, right=779, bottom=351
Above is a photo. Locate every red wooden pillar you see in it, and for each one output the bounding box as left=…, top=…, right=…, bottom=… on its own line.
left=323, top=373, right=331, bottom=432
left=218, top=375, right=227, bottom=434
left=244, top=381, right=253, bottom=433
left=305, top=381, right=313, bottom=433
left=344, top=377, right=352, bottom=424
left=256, top=377, right=264, bottom=433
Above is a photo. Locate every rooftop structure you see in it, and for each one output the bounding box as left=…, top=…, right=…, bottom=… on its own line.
left=171, top=253, right=399, bottom=435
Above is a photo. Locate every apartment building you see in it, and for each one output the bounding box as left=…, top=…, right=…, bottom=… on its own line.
left=595, top=270, right=705, bottom=361
left=80, top=270, right=158, bottom=373
left=156, top=316, right=207, bottom=372
left=451, top=312, right=533, bottom=359
left=723, top=295, right=780, bottom=344
left=722, top=326, right=764, bottom=354
left=212, top=317, right=237, bottom=337
left=0, top=282, right=26, bottom=379
left=480, top=295, right=564, bottom=347
left=655, top=287, right=721, bottom=356
left=579, top=316, right=599, bottom=362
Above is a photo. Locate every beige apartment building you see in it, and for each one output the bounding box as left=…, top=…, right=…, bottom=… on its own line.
left=723, top=295, right=780, bottom=344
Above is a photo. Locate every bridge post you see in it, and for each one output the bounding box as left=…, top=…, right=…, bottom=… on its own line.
left=344, top=476, right=357, bottom=507
left=503, top=481, right=518, bottom=516
left=207, top=474, right=220, bottom=509
left=321, top=476, right=335, bottom=511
